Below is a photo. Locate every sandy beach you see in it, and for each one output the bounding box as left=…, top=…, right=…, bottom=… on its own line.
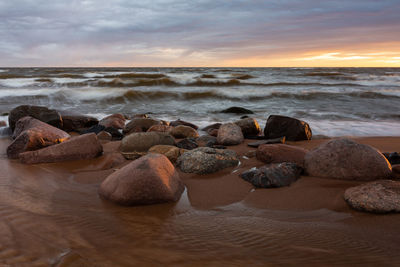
left=1, top=136, right=399, bottom=266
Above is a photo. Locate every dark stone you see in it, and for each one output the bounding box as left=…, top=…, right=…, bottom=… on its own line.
left=212, top=145, right=226, bottom=149
left=240, top=163, right=302, bottom=188
left=264, top=115, right=312, bottom=141
left=80, top=124, right=106, bottom=135
left=240, top=116, right=249, bottom=119
left=170, top=119, right=199, bottom=130
left=234, top=118, right=261, bottom=137
left=123, top=118, right=161, bottom=135
left=104, top=127, right=123, bottom=140
left=220, top=107, right=254, bottom=114
left=383, top=152, right=400, bottom=165
left=9, top=105, right=62, bottom=131
left=196, top=135, right=217, bottom=147
left=248, top=137, right=286, bottom=148
left=176, top=138, right=198, bottom=150
left=202, top=123, right=222, bottom=132
left=59, top=110, right=98, bottom=132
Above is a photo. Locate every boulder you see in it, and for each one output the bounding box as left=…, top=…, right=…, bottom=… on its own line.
left=170, top=125, right=199, bottom=139
left=344, top=180, right=400, bottom=213
left=240, top=163, right=302, bottom=188
left=202, top=123, right=222, bottom=132
left=176, top=138, right=198, bottom=150
left=97, top=131, right=112, bottom=141
left=264, top=115, right=312, bottom=141
left=196, top=135, right=217, bottom=147
left=0, top=121, right=6, bottom=127
left=59, top=110, right=98, bottom=132
left=149, top=145, right=186, bottom=163
left=220, top=106, right=254, bottom=114
left=80, top=124, right=105, bottom=135
left=7, top=117, right=70, bottom=159
left=177, top=147, right=239, bottom=174
left=99, top=153, right=184, bottom=205
left=256, top=144, right=308, bottom=167
left=123, top=118, right=161, bottom=134
left=234, top=118, right=261, bottom=137
left=170, top=119, right=199, bottom=130
left=208, top=128, right=219, bottom=137
left=99, top=114, right=126, bottom=129
left=8, top=105, right=62, bottom=131
left=19, top=133, right=103, bottom=164
left=217, top=123, right=244, bottom=145
left=248, top=137, right=285, bottom=148
left=383, top=152, right=400, bottom=165
left=81, top=125, right=122, bottom=140
left=304, top=139, right=392, bottom=181
left=147, top=125, right=173, bottom=133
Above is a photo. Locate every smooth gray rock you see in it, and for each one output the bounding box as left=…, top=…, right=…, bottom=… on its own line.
left=217, top=123, right=244, bottom=146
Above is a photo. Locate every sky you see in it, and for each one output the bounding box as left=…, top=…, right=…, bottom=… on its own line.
left=1, top=0, right=400, bottom=67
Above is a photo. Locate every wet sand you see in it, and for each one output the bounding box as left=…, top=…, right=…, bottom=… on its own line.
left=0, top=137, right=400, bottom=266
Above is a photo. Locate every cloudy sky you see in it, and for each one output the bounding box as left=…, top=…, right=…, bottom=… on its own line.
left=1, top=0, right=400, bottom=67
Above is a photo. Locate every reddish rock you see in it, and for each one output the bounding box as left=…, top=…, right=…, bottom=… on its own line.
left=123, top=118, right=161, bottom=134
left=0, top=121, right=6, bottom=127
left=8, top=105, right=62, bottom=131
left=202, top=123, right=222, bottom=132
left=264, top=115, right=312, bottom=141
left=234, top=117, right=261, bottom=137
left=304, top=138, right=392, bottom=181
left=99, top=153, right=184, bottom=205
left=170, top=125, right=199, bottom=139
left=19, top=133, right=103, bottom=164
left=170, top=119, right=199, bottom=130
left=97, top=131, right=112, bottom=141
left=59, top=110, right=98, bottom=132
left=147, top=125, right=173, bottom=133
left=7, top=117, right=70, bottom=159
left=99, top=114, right=126, bottom=129
left=256, top=144, right=308, bottom=167
left=149, top=145, right=186, bottom=163
left=207, top=128, right=219, bottom=137
left=217, top=123, right=244, bottom=145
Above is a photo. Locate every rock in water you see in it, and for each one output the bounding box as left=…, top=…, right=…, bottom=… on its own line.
left=217, top=123, right=244, bottom=145
left=8, top=105, right=63, bottom=131
left=59, top=110, right=98, bottom=132
left=304, top=138, right=392, bottom=181
left=177, top=147, right=239, bottom=174
left=170, top=119, right=199, bottom=130
left=99, top=114, right=126, bottom=129
left=170, top=125, right=199, bottom=139
left=99, top=153, right=184, bottom=205
left=256, top=144, right=308, bottom=167
left=123, top=118, right=161, bottom=135
left=19, top=133, right=103, bottom=164
left=234, top=117, right=261, bottom=137
left=7, top=117, right=70, bottom=159
left=149, top=145, right=186, bottom=163
left=264, top=115, right=312, bottom=141
left=240, top=163, right=302, bottom=188
left=344, top=180, right=400, bottom=213
left=220, top=106, right=254, bottom=114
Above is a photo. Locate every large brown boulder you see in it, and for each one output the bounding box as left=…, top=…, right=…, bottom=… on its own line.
left=304, top=139, right=392, bottom=181
left=8, top=105, right=62, bottom=131
left=147, top=125, right=173, bottom=133
left=123, top=118, right=161, bottom=134
left=99, top=153, right=184, bottom=205
left=169, top=119, right=198, bottom=130
left=149, top=145, right=186, bottom=163
left=264, top=115, right=312, bottom=141
left=344, top=180, right=400, bottom=213
left=7, top=117, right=70, bottom=159
left=234, top=118, right=261, bottom=137
left=217, top=123, right=244, bottom=145
left=99, top=114, right=126, bottom=129
left=256, top=144, right=308, bottom=167
left=19, top=133, right=103, bottom=164
left=169, top=125, right=199, bottom=139
left=59, top=110, right=98, bottom=132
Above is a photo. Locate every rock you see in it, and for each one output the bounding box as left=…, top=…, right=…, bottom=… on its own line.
left=344, top=180, right=400, bottom=213
left=120, top=132, right=175, bottom=158
left=240, top=163, right=302, bottom=188
left=149, top=145, right=186, bottom=163
left=176, top=138, right=198, bottom=150
left=123, top=118, right=161, bottom=134
left=196, top=135, right=217, bottom=147
left=264, top=115, right=312, bottom=141
left=170, top=125, right=199, bottom=139
left=304, top=138, right=392, bottom=181
left=7, top=117, right=70, bottom=159
left=177, top=147, right=239, bottom=174
left=245, top=150, right=257, bottom=158
left=81, top=125, right=122, bottom=140
left=99, top=114, right=126, bottom=129
left=248, top=137, right=286, bottom=148
left=97, top=131, right=112, bottom=141
left=220, top=106, right=254, bottom=114
left=256, top=144, right=308, bottom=167
left=170, top=119, right=199, bottom=130
left=80, top=124, right=105, bottom=135
left=19, top=133, right=103, bottom=164
left=208, top=128, right=219, bottom=137
left=392, top=165, right=400, bottom=180
left=217, top=123, right=244, bottom=146
left=234, top=118, right=261, bottom=137
left=132, top=114, right=148, bottom=119
left=99, top=153, right=184, bottom=206
left=59, top=110, right=98, bottom=132
left=202, top=123, right=222, bottom=132
left=240, top=115, right=249, bottom=119
left=0, top=121, right=6, bottom=127
left=104, top=127, right=123, bottom=140
left=147, top=125, right=173, bottom=133
left=8, top=105, right=62, bottom=131
left=383, top=152, right=400, bottom=165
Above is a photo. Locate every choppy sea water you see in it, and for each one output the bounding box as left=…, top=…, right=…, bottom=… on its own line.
left=0, top=67, right=399, bottom=136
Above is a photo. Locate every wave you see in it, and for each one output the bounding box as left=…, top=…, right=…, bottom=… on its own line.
left=103, top=73, right=167, bottom=79
left=254, top=91, right=400, bottom=101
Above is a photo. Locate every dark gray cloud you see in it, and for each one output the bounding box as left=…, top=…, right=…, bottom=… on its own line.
left=0, top=0, right=399, bottom=66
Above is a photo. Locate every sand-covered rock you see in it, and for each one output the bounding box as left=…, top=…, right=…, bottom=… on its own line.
left=240, top=163, right=302, bottom=188
left=217, top=123, right=244, bottom=145
left=149, top=145, right=186, bottom=163
left=177, top=147, right=239, bottom=174
left=99, top=114, right=126, bottom=129
left=7, top=116, right=70, bottom=159
left=234, top=117, right=261, bottom=137
left=170, top=125, right=199, bottom=139
left=19, top=133, right=103, bottom=164
left=99, top=153, right=184, bottom=205
left=59, top=110, right=98, bottom=132
left=344, top=180, right=400, bottom=213
left=256, top=144, right=308, bottom=167
left=264, top=115, right=312, bottom=141
left=304, top=138, right=392, bottom=181
left=8, top=105, right=63, bottom=131
left=123, top=118, right=161, bottom=134
left=170, top=119, right=198, bottom=130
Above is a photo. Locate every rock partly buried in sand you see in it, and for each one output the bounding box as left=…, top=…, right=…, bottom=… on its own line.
left=58, top=110, right=98, bottom=132
left=304, top=138, right=392, bottom=181
left=99, top=153, right=184, bottom=206
left=264, top=115, right=312, bottom=141
left=170, top=119, right=199, bottom=130
left=7, top=116, right=70, bottom=159
left=19, top=133, right=103, bottom=164
left=170, top=125, right=199, bottom=139
left=240, top=163, right=302, bottom=188
left=234, top=117, right=261, bottom=137
left=177, top=147, right=239, bottom=174
left=176, top=138, right=198, bottom=150
left=81, top=125, right=123, bottom=140
left=220, top=106, right=254, bottom=114
left=149, top=145, right=186, bottom=163
left=99, top=113, right=126, bottom=129
left=217, top=123, right=244, bottom=146
left=123, top=118, right=162, bottom=135
left=147, top=124, right=173, bottom=133
left=8, top=105, right=63, bottom=131
left=256, top=144, right=308, bottom=167
left=247, top=137, right=286, bottom=148
left=344, top=180, right=400, bottom=213
left=383, top=152, right=400, bottom=165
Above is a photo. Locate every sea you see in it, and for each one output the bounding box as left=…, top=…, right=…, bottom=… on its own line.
left=0, top=67, right=399, bottom=136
